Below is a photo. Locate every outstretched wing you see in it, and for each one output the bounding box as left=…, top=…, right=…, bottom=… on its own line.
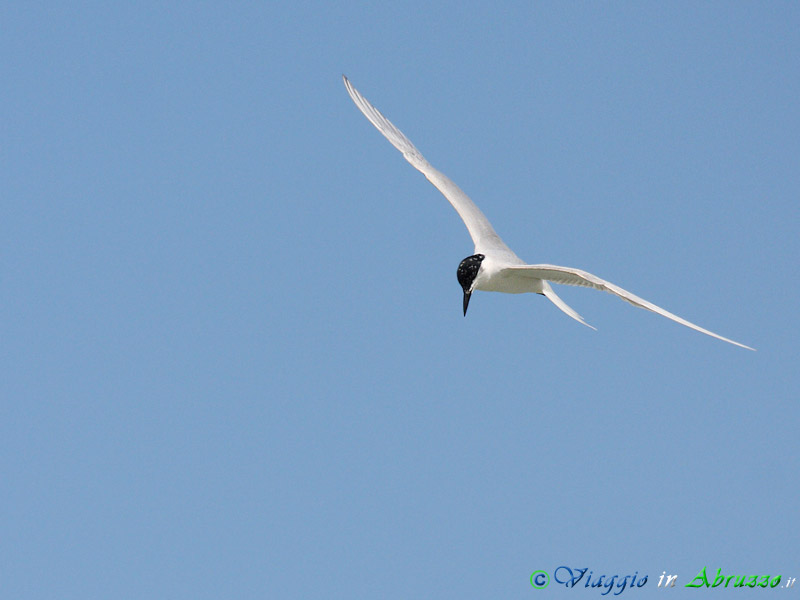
left=343, top=75, right=515, bottom=257
left=504, top=264, right=755, bottom=350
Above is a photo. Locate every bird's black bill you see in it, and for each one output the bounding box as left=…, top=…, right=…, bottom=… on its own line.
left=463, top=290, right=472, bottom=316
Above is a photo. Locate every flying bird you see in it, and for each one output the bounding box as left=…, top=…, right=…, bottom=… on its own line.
left=343, top=75, right=753, bottom=350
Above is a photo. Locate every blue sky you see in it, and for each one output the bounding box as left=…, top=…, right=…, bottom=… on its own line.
left=3, top=2, right=798, bottom=598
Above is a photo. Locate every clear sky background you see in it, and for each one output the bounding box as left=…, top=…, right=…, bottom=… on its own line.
left=3, top=2, right=798, bottom=598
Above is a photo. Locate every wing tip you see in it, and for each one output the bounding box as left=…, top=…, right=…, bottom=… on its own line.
left=733, top=341, right=757, bottom=351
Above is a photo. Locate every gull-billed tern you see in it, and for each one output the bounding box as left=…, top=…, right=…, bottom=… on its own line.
left=343, top=75, right=754, bottom=350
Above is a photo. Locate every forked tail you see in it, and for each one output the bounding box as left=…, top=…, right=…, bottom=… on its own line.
left=541, top=282, right=597, bottom=330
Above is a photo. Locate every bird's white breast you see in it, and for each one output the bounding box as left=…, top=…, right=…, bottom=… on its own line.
left=473, top=255, right=543, bottom=294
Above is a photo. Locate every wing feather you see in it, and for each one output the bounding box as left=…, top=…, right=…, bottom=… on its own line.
left=504, top=264, right=755, bottom=350
left=343, top=76, right=514, bottom=256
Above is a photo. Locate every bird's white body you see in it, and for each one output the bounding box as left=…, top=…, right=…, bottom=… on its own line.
left=474, top=255, right=538, bottom=293
left=343, top=75, right=754, bottom=350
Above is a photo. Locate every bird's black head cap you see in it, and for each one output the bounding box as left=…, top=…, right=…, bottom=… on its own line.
left=457, top=254, right=484, bottom=316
